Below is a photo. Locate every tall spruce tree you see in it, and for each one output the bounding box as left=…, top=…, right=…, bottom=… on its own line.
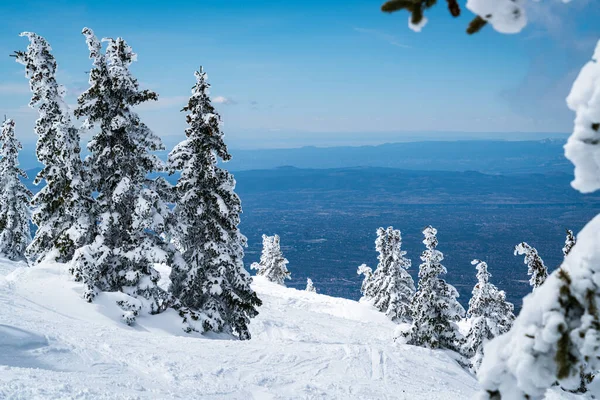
left=563, top=229, right=576, bottom=258
left=71, top=28, right=171, bottom=324
left=404, top=226, right=464, bottom=350
left=463, top=259, right=515, bottom=372
left=251, top=234, right=291, bottom=285
left=514, top=242, right=548, bottom=290
left=14, top=32, right=92, bottom=264
left=168, top=67, right=261, bottom=340
left=358, top=227, right=415, bottom=322
left=0, top=119, right=32, bottom=261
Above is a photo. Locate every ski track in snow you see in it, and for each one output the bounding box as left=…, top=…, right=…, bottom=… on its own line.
left=0, top=257, right=484, bottom=399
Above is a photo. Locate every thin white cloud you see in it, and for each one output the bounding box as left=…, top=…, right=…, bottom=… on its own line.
left=214, top=96, right=237, bottom=105
left=0, top=82, right=30, bottom=95
left=0, top=105, right=35, bottom=117
left=136, top=95, right=189, bottom=111
left=353, top=27, right=411, bottom=49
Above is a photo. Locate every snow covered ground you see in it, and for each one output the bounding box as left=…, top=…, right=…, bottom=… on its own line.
left=0, top=257, right=483, bottom=399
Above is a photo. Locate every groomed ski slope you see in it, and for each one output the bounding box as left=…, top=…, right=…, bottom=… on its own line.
left=0, top=257, right=479, bottom=399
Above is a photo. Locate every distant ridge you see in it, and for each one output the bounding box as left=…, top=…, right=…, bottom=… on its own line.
left=224, top=140, right=571, bottom=174
left=21, top=139, right=571, bottom=174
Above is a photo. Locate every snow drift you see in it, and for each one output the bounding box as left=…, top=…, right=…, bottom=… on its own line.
left=0, top=258, right=478, bottom=399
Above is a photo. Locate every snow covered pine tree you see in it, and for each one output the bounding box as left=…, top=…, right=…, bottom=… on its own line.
left=251, top=234, right=291, bottom=286
left=514, top=242, right=548, bottom=291
left=71, top=28, right=171, bottom=324
left=305, top=278, right=317, bottom=293
left=357, top=227, right=415, bottom=322
left=463, top=259, right=514, bottom=372
left=403, top=226, right=464, bottom=350
left=477, top=39, right=600, bottom=399
left=0, top=119, right=32, bottom=261
left=563, top=229, right=576, bottom=258
left=168, top=67, right=261, bottom=340
left=14, top=32, right=92, bottom=264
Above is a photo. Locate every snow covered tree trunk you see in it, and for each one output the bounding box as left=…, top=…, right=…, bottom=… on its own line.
left=478, top=39, right=600, bottom=400
left=168, top=66, right=261, bottom=340
left=250, top=234, right=291, bottom=285
left=358, top=227, right=415, bottom=323
left=14, top=32, right=93, bottom=264
left=305, top=278, right=317, bottom=293
left=70, top=28, right=172, bottom=324
left=0, top=119, right=32, bottom=262
left=514, top=242, right=548, bottom=290
left=463, top=259, right=514, bottom=372
left=404, top=226, right=464, bottom=350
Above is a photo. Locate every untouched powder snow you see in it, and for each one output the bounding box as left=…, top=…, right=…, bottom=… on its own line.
left=0, top=258, right=479, bottom=399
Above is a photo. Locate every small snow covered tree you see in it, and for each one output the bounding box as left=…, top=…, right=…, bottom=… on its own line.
left=251, top=234, right=291, bottom=285
left=14, top=32, right=92, bottom=264
left=304, top=278, right=317, bottom=293
left=477, top=39, right=600, bottom=400
left=463, top=259, right=515, bottom=372
left=168, top=67, right=261, bottom=340
left=563, top=229, right=576, bottom=258
left=71, top=28, right=171, bottom=324
left=514, top=242, right=548, bottom=290
left=0, top=119, right=32, bottom=261
left=358, top=227, right=415, bottom=322
left=306, top=278, right=317, bottom=293
left=357, top=263, right=373, bottom=294
left=404, top=226, right=464, bottom=350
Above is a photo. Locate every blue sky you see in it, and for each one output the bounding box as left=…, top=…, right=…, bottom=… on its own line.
left=0, top=0, right=599, bottom=151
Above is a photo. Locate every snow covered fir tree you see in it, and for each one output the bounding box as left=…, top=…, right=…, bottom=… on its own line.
left=514, top=242, right=548, bottom=290
left=14, top=32, right=92, bottom=264
left=357, top=226, right=415, bottom=322
left=463, top=259, right=514, bottom=372
left=563, top=229, right=576, bottom=257
left=168, top=67, right=261, bottom=340
left=70, top=28, right=172, bottom=323
left=251, top=234, right=291, bottom=286
left=402, top=226, right=464, bottom=350
left=0, top=119, right=32, bottom=261
left=305, top=278, right=317, bottom=293
left=477, top=39, right=600, bottom=399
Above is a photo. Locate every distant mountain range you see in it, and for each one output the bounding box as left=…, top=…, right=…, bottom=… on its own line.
left=20, top=139, right=571, bottom=174
left=222, top=140, right=571, bottom=174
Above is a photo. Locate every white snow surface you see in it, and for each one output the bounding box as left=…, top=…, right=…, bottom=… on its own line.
left=0, top=258, right=479, bottom=399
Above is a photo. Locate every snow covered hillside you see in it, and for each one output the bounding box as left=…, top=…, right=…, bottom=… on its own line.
left=0, top=258, right=479, bottom=399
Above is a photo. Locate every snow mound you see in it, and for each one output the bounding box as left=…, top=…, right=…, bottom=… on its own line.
left=0, top=260, right=479, bottom=399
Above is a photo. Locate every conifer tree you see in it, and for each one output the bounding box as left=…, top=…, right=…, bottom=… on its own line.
left=71, top=28, right=171, bottom=324
left=478, top=41, right=600, bottom=399
left=514, top=242, right=548, bottom=290
left=380, top=0, right=528, bottom=35
left=305, top=278, right=317, bottom=293
left=168, top=67, right=261, bottom=340
left=358, top=227, right=415, bottom=322
left=251, top=234, right=291, bottom=285
left=357, top=263, right=373, bottom=294
left=463, top=259, right=515, bottom=372
left=563, top=229, right=576, bottom=258
left=404, top=226, right=464, bottom=350
left=14, top=32, right=92, bottom=264
left=0, top=119, right=32, bottom=261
